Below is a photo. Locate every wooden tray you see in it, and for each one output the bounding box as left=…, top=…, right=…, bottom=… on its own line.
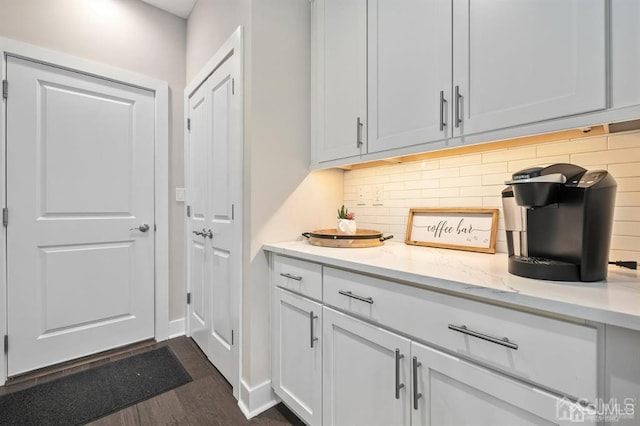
left=302, top=229, right=393, bottom=248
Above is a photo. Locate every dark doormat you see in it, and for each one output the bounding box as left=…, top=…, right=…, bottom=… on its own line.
left=0, top=346, right=192, bottom=425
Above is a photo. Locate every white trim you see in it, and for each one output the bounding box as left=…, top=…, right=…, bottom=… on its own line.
left=168, top=318, right=186, bottom=339
left=238, top=379, right=279, bottom=419
left=0, top=37, right=170, bottom=385
left=184, top=26, right=244, bottom=400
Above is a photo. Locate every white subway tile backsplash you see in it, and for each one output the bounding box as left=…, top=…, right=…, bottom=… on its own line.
left=508, top=155, right=571, bottom=173
left=343, top=130, right=640, bottom=257
left=482, top=146, right=537, bottom=163
left=613, top=221, right=640, bottom=237
left=609, top=133, right=640, bottom=150
left=572, top=147, right=640, bottom=166
left=608, top=162, right=640, bottom=178
left=536, top=137, right=607, bottom=157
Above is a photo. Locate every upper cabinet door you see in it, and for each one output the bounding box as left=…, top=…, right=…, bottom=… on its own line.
left=367, top=0, right=452, bottom=154
left=611, top=0, right=640, bottom=108
left=452, top=0, right=606, bottom=137
left=312, top=0, right=367, bottom=163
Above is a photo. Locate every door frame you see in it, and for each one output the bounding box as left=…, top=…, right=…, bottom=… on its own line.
left=184, top=26, right=244, bottom=399
left=0, top=37, right=170, bottom=385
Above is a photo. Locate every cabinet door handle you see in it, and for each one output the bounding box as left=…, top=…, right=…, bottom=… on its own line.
left=356, top=117, right=363, bottom=148
left=395, top=348, right=405, bottom=399
left=309, top=311, right=319, bottom=348
left=439, top=90, right=447, bottom=131
left=338, top=290, right=373, bottom=304
left=279, top=272, right=302, bottom=281
left=447, top=324, right=519, bottom=350
left=412, top=356, right=422, bottom=410
left=454, top=85, right=462, bottom=128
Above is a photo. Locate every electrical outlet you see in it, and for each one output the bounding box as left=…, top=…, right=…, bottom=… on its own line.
left=373, top=185, right=384, bottom=205
left=357, top=185, right=368, bottom=206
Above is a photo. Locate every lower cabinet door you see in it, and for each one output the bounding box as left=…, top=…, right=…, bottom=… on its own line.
left=410, top=341, right=591, bottom=426
left=323, top=307, right=411, bottom=426
left=272, top=288, right=322, bottom=425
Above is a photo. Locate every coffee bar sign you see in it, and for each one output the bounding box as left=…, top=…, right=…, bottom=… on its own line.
left=405, top=208, right=499, bottom=253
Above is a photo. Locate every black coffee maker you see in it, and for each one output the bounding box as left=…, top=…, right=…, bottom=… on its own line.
left=502, top=163, right=616, bottom=282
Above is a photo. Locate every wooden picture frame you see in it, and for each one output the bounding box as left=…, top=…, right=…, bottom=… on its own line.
left=405, top=208, right=499, bottom=254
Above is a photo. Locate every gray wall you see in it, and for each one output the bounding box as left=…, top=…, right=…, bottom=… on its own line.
left=0, top=0, right=188, bottom=322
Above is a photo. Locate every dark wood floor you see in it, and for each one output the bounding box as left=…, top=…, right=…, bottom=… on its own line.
left=0, top=336, right=304, bottom=426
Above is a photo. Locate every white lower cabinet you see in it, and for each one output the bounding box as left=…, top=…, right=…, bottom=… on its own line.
left=322, top=306, right=587, bottom=426
left=322, top=307, right=411, bottom=426
left=269, top=254, right=602, bottom=426
left=272, top=287, right=322, bottom=425
left=411, top=341, right=587, bottom=426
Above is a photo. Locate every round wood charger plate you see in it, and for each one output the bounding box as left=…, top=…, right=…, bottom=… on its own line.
left=302, top=229, right=393, bottom=248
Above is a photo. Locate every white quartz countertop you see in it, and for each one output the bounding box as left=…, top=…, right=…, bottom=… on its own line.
left=263, top=240, right=640, bottom=331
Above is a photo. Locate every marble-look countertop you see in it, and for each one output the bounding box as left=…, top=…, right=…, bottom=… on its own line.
left=263, top=240, right=640, bottom=332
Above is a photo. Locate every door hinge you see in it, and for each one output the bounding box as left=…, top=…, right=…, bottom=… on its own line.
left=232, top=78, right=235, bottom=95
left=2, top=80, right=7, bottom=100
left=187, top=205, right=191, bottom=218
left=154, top=224, right=157, bottom=232
left=231, top=329, right=234, bottom=346
left=2, top=208, right=8, bottom=227
left=3, top=335, right=7, bottom=354
left=187, top=292, right=191, bottom=305
left=187, top=118, right=191, bottom=131
left=231, top=204, right=234, bottom=221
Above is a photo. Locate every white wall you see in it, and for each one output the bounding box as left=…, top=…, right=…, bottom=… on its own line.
left=0, top=0, right=187, bottom=321
left=186, top=0, right=343, bottom=387
left=344, top=130, right=640, bottom=262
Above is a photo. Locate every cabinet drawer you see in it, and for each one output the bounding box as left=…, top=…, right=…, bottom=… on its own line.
left=323, top=267, right=598, bottom=401
left=272, top=255, right=322, bottom=301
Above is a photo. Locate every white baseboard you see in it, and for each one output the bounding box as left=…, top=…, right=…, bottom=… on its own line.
left=238, top=379, right=279, bottom=419
left=168, top=318, right=185, bottom=339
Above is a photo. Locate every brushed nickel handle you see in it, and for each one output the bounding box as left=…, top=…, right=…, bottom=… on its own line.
left=448, top=324, right=518, bottom=350
left=356, top=117, right=364, bottom=148
left=192, top=230, right=204, bottom=236
left=454, top=85, right=462, bottom=128
left=310, top=311, right=319, bottom=348
left=279, top=272, right=302, bottom=281
left=395, top=349, right=405, bottom=399
left=439, top=90, right=447, bottom=131
left=412, top=356, right=422, bottom=410
left=338, top=290, right=373, bottom=304
left=130, top=224, right=150, bottom=232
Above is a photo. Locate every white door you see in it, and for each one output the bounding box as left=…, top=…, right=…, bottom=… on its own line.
left=6, top=56, right=155, bottom=376
left=313, top=0, right=367, bottom=162
left=186, top=54, right=241, bottom=393
left=272, top=288, right=322, bottom=426
left=367, top=0, right=452, bottom=153
left=411, top=341, right=584, bottom=426
left=452, top=0, right=606, bottom=136
left=322, top=307, right=411, bottom=426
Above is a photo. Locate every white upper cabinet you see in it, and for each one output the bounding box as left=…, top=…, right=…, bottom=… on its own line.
left=367, top=0, right=452, bottom=153
left=312, top=0, right=367, bottom=162
left=452, top=0, right=606, bottom=136
left=611, top=0, right=640, bottom=108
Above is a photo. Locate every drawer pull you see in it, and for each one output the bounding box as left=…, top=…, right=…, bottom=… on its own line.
left=338, top=290, right=373, bottom=304
left=448, top=324, right=519, bottom=350
left=412, top=356, right=422, bottom=410
left=280, top=272, right=303, bottom=281
left=309, top=311, right=319, bottom=348
left=394, top=349, right=405, bottom=399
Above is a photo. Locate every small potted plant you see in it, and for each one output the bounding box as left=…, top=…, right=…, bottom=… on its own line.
left=337, top=205, right=356, bottom=235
